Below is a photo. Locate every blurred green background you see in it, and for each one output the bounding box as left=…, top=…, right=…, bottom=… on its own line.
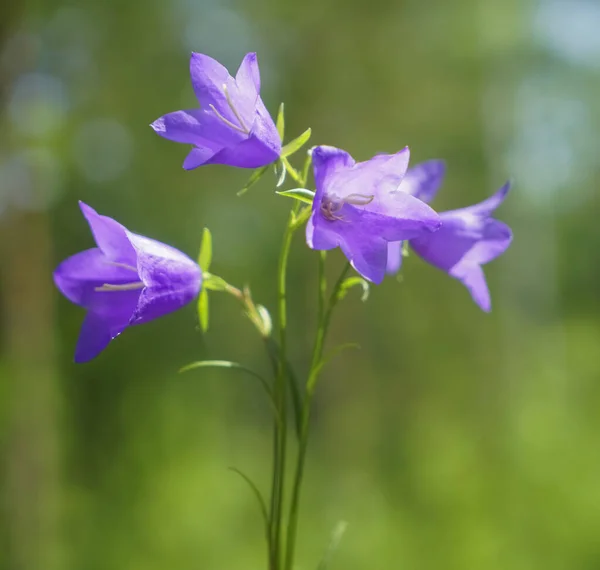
left=1, top=0, right=599, bottom=568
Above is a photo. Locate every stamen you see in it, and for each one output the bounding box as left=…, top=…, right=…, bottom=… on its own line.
left=343, top=193, right=375, bottom=206
left=209, top=104, right=249, bottom=135
left=222, top=83, right=250, bottom=133
left=105, top=261, right=138, bottom=273
left=95, top=282, right=145, bottom=292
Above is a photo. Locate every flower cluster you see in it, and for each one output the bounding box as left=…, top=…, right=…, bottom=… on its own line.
left=54, top=51, right=512, bottom=361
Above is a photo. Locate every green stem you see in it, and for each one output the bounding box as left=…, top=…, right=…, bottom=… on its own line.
left=285, top=262, right=350, bottom=570
left=270, top=204, right=302, bottom=569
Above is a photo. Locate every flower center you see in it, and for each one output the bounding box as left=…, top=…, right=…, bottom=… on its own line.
left=209, top=83, right=250, bottom=135
left=320, top=193, right=374, bottom=221
left=94, top=261, right=144, bottom=293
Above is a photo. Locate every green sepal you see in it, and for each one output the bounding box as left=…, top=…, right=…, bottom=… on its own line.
left=197, top=288, right=209, bottom=332
left=198, top=227, right=212, bottom=271
left=202, top=273, right=229, bottom=292
left=276, top=188, right=315, bottom=205
left=274, top=160, right=287, bottom=188
left=276, top=102, right=285, bottom=140
left=256, top=304, right=272, bottom=337
left=237, top=165, right=269, bottom=196
left=281, top=127, right=312, bottom=158
left=338, top=276, right=370, bottom=302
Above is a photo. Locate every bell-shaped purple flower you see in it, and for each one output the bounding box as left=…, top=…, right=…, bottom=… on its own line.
left=306, top=146, right=441, bottom=284
left=151, top=52, right=281, bottom=170
left=385, top=160, right=512, bottom=312
left=54, top=202, right=202, bottom=362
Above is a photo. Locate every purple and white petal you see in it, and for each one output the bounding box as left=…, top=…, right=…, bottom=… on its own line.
left=386, top=241, right=403, bottom=275
left=79, top=202, right=137, bottom=264
left=401, top=160, right=446, bottom=203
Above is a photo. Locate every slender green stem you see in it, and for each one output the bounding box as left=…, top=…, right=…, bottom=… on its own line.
left=285, top=262, right=350, bottom=570
left=270, top=204, right=302, bottom=569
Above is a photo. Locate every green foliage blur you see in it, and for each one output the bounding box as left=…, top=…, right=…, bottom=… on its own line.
left=1, top=0, right=599, bottom=568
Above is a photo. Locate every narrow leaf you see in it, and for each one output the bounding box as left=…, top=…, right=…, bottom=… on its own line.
left=197, top=288, right=209, bottom=332
left=315, top=343, right=360, bottom=378
left=276, top=188, right=315, bottom=205
left=282, top=128, right=312, bottom=158
left=229, top=467, right=271, bottom=540
left=179, top=360, right=278, bottom=420
left=198, top=227, right=212, bottom=271
left=238, top=165, right=269, bottom=196
left=276, top=102, right=285, bottom=140
left=338, top=276, right=370, bottom=302
left=317, top=521, right=348, bottom=570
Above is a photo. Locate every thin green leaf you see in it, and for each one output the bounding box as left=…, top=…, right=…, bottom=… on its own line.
left=179, top=358, right=271, bottom=393
left=282, top=127, right=312, bottom=158
left=198, top=227, right=212, bottom=271
left=229, top=467, right=271, bottom=539
left=314, top=343, right=360, bottom=378
left=264, top=338, right=303, bottom=437
left=337, top=276, right=370, bottom=302
left=276, top=102, right=285, bottom=139
left=238, top=165, right=269, bottom=196
left=197, top=288, right=209, bottom=332
left=276, top=188, right=315, bottom=205
left=301, top=149, right=313, bottom=186
left=317, top=521, right=348, bottom=570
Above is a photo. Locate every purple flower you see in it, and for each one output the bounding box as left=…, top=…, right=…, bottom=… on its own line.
left=54, top=202, right=202, bottom=362
left=306, top=146, right=441, bottom=284
left=151, top=52, right=281, bottom=170
left=385, top=160, right=512, bottom=312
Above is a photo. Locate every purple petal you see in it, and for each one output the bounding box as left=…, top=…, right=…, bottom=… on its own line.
left=183, top=147, right=220, bottom=170
left=207, top=132, right=281, bottom=168
left=79, top=202, right=137, bottom=264
left=460, top=181, right=511, bottom=218
left=401, top=160, right=446, bottom=203
left=452, top=265, right=491, bottom=312
left=322, top=147, right=409, bottom=203
left=124, top=231, right=202, bottom=325
left=235, top=52, right=260, bottom=97
left=151, top=109, right=242, bottom=148
left=53, top=248, right=140, bottom=307
left=74, top=294, right=139, bottom=363
left=190, top=52, right=256, bottom=130
left=386, top=241, right=403, bottom=274
left=336, top=223, right=389, bottom=284
left=311, top=146, right=355, bottom=207
left=410, top=183, right=512, bottom=310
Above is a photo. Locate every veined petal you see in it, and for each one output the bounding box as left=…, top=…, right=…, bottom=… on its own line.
left=75, top=291, right=140, bottom=363
left=327, top=148, right=410, bottom=203
left=235, top=52, right=260, bottom=98
left=79, top=202, right=137, bottom=264
left=183, top=146, right=221, bottom=170
left=151, top=108, right=243, bottom=148
left=401, top=160, right=446, bottom=203
left=451, top=265, right=491, bottom=312
left=336, top=223, right=389, bottom=284
left=124, top=231, right=202, bottom=324
left=207, top=132, right=281, bottom=168
left=311, top=146, right=355, bottom=207
left=53, top=248, right=139, bottom=307
left=460, top=181, right=511, bottom=218
left=190, top=52, right=255, bottom=130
